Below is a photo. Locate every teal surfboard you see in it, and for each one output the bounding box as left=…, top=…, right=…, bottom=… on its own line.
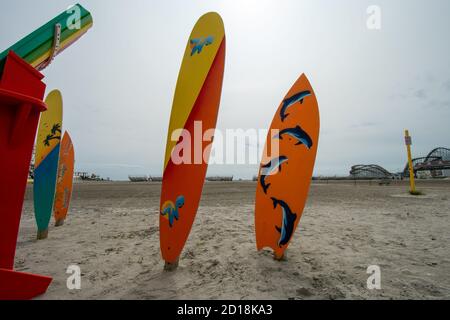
left=33, top=90, right=63, bottom=239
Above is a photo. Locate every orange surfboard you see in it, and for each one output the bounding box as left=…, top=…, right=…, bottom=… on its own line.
left=53, top=131, right=74, bottom=226
left=159, top=13, right=226, bottom=265
left=255, top=74, right=320, bottom=259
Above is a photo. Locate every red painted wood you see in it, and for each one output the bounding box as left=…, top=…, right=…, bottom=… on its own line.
left=0, top=51, right=52, bottom=300
left=0, top=268, right=52, bottom=300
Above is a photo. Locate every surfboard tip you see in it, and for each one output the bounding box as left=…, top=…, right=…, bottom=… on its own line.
left=163, top=258, right=179, bottom=272
left=273, top=250, right=287, bottom=261
left=36, top=229, right=48, bottom=240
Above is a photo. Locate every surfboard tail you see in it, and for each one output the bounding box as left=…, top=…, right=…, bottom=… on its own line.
left=270, top=197, right=279, bottom=209
left=262, top=182, right=271, bottom=194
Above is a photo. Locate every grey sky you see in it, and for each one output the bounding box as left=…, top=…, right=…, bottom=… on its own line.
left=1, top=0, right=449, bottom=180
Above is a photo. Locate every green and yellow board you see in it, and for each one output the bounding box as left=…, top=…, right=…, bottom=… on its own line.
left=160, top=12, right=226, bottom=266
left=34, top=90, right=63, bottom=239
left=0, top=4, right=93, bottom=74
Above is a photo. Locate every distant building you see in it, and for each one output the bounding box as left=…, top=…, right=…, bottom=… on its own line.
left=128, top=175, right=149, bottom=182
left=206, top=176, right=233, bottom=182
left=402, top=147, right=450, bottom=178
left=75, top=172, right=105, bottom=181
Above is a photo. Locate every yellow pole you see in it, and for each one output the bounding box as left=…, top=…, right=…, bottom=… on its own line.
left=404, top=130, right=416, bottom=193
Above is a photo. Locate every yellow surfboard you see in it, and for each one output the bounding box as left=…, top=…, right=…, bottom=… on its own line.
left=160, top=12, right=226, bottom=266
left=34, top=90, right=63, bottom=239
left=34, top=90, right=62, bottom=168
left=163, top=12, right=225, bottom=169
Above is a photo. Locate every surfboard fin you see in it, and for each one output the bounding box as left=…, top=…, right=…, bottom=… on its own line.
left=275, top=226, right=281, bottom=233
left=270, top=197, right=278, bottom=209
left=262, top=183, right=271, bottom=194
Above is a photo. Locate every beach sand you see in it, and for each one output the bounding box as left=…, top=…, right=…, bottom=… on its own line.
left=15, top=180, right=450, bottom=299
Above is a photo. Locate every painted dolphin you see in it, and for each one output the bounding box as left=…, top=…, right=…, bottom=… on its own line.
left=190, top=36, right=214, bottom=56
left=259, top=156, right=288, bottom=194
left=274, top=125, right=313, bottom=149
left=280, top=90, right=311, bottom=122
left=271, top=197, right=297, bottom=247
left=161, top=195, right=185, bottom=227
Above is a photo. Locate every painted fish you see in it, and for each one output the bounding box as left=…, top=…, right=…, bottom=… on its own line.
left=280, top=90, right=311, bottom=122
left=190, top=36, right=214, bottom=56
left=271, top=197, right=297, bottom=247
left=259, top=156, right=288, bottom=194
left=161, top=195, right=185, bottom=227
left=274, top=125, right=313, bottom=149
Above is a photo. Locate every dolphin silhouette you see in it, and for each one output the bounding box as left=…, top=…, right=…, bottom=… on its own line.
left=280, top=90, right=311, bottom=122
left=271, top=197, right=297, bottom=247
left=259, top=156, right=288, bottom=194
left=190, top=36, right=214, bottom=56
left=274, top=125, right=313, bottom=149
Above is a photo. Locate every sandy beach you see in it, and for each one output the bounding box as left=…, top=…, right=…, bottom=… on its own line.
left=15, top=180, right=450, bottom=300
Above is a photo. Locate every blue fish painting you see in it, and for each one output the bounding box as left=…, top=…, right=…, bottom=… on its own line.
left=190, top=36, right=214, bottom=56
left=271, top=197, right=297, bottom=247
left=274, top=125, right=313, bottom=149
left=280, top=90, right=311, bottom=122
left=259, top=156, right=288, bottom=194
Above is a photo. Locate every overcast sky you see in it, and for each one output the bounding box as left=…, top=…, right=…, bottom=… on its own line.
left=1, top=0, right=449, bottom=180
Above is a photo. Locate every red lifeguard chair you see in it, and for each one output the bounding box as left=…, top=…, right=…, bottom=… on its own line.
left=0, top=51, right=52, bottom=300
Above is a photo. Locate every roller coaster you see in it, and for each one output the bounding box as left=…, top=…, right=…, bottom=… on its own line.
left=350, top=164, right=394, bottom=179
left=402, top=147, right=450, bottom=177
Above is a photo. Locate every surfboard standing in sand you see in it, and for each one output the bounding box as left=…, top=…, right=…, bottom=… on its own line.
left=54, top=131, right=75, bottom=227
left=34, top=89, right=63, bottom=239
left=159, top=12, right=226, bottom=270
left=255, top=74, right=320, bottom=260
